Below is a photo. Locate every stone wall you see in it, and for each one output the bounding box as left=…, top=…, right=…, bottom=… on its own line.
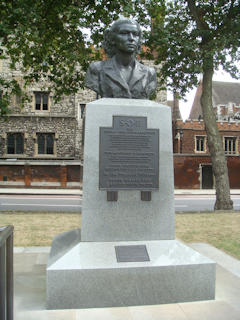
left=0, top=116, right=78, bottom=158
left=0, top=55, right=167, bottom=188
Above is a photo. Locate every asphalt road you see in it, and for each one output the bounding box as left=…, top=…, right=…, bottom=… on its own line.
left=1, top=194, right=240, bottom=212
left=0, top=195, right=82, bottom=212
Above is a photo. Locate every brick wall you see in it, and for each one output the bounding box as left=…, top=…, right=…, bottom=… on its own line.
left=0, top=162, right=82, bottom=188
left=174, top=155, right=211, bottom=189
left=174, top=155, right=240, bottom=189
left=174, top=119, right=240, bottom=154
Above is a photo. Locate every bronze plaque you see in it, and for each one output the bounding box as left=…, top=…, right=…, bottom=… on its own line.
left=99, top=116, right=159, bottom=190
left=115, top=245, right=150, bottom=262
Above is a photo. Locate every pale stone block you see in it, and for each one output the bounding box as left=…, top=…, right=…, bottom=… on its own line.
left=47, top=234, right=216, bottom=310
left=81, top=98, right=175, bottom=241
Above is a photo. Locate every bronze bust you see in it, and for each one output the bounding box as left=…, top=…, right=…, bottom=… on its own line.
left=85, top=18, right=156, bottom=99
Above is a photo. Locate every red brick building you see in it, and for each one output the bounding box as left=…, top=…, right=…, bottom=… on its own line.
left=173, top=81, right=240, bottom=189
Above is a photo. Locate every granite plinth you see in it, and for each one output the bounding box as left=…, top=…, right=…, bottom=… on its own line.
left=47, top=98, right=216, bottom=309
left=81, top=98, right=175, bottom=242
left=47, top=231, right=216, bottom=310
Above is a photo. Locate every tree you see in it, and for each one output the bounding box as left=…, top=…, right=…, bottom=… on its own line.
left=142, top=0, right=240, bottom=210
left=0, top=0, right=133, bottom=117
left=1, top=0, right=239, bottom=210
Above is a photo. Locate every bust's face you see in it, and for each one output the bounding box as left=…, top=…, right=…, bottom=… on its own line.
left=114, top=23, right=140, bottom=54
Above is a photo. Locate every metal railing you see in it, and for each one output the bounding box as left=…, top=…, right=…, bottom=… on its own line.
left=0, top=225, right=14, bottom=320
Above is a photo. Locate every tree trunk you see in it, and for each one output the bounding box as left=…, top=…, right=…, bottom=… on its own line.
left=201, top=59, right=233, bottom=210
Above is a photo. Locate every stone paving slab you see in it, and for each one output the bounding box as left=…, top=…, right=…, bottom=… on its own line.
left=179, top=301, right=240, bottom=320
left=190, top=243, right=240, bottom=278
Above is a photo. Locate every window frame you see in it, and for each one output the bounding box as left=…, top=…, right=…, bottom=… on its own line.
left=195, top=135, right=207, bottom=153
left=80, top=104, right=86, bottom=119
left=33, top=91, right=50, bottom=111
left=6, top=133, right=24, bottom=155
left=224, top=136, right=238, bottom=155
left=36, top=133, right=56, bottom=156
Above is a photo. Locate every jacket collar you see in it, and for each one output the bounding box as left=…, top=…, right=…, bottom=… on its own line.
left=103, top=57, right=146, bottom=91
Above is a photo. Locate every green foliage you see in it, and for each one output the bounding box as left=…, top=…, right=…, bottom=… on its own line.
left=141, top=0, right=240, bottom=97
left=139, top=0, right=239, bottom=209
left=0, top=0, right=137, bottom=116
left=0, top=0, right=239, bottom=116
left=0, top=78, right=26, bottom=119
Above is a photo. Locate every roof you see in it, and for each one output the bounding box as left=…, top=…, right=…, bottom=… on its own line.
left=189, top=81, right=240, bottom=120
left=212, top=81, right=240, bottom=106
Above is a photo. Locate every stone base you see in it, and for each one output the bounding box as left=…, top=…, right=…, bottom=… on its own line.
left=46, top=230, right=216, bottom=310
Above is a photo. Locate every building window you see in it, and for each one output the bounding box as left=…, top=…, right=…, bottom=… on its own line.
left=7, top=133, right=24, bottom=154
left=15, top=94, right=22, bottom=106
left=37, top=133, right=54, bottom=154
left=80, top=104, right=86, bottom=119
left=34, top=92, right=49, bottom=111
left=224, top=137, right=237, bottom=154
left=195, top=136, right=206, bottom=152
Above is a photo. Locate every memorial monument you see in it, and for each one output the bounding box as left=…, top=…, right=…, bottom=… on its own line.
left=47, top=18, right=216, bottom=309
left=85, top=18, right=156, bottom=99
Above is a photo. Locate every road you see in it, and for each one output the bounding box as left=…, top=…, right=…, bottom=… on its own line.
left=1, top=194, right=240, bottom=212
left=174, top=195, right=240, bottom=212
left=0, top=195, right=82, bottom=212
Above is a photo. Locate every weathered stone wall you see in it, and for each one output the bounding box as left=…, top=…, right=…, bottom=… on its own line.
left=0, top=116, right=77, bottom=158
left=0, top=56, right=167, bottom=164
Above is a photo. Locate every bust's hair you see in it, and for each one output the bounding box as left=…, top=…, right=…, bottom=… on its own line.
left=103, top=18, right=142, bottom=58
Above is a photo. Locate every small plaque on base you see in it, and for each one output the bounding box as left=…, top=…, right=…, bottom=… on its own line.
left=115, top=245, right=150, bottom=262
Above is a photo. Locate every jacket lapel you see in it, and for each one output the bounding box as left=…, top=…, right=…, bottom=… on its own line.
left=103, top=58, right=129, bottom=92
left=129, top=61, right=146, bottom=89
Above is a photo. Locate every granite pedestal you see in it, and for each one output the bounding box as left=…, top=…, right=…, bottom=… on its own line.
left=47, top=230, right=215, bottom=309
left=81, top=98, right=175, bottom=241
left=47, top=99, right=216, bottom=309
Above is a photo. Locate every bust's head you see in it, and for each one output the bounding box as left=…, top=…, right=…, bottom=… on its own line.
left=103, top=18, right=142, bottom=58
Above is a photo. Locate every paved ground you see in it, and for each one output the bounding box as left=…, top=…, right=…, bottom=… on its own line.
left=14, top=243, right=240, bottom=320
left=1, top=187, right=240, bottom=196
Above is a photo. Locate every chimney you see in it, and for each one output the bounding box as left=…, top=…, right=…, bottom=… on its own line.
left=172, top=92, right=181, bottom=121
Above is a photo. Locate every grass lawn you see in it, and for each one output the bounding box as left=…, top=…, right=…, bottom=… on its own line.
left=0, top=211, right=239, bottom=260
left=175, top=212, right=240, bottom=260
left=0, top=212, right=81, bottom=247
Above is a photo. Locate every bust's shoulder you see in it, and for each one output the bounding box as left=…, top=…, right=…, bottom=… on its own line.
left=88, top=61, right=103, bottom=73
left=148, top=66, right=156, bottom=75
left=138, top=61, right=156, bottom=74
left=144, top=64, right=156, bottom=75
left=88, top=59, right=114, bottom=73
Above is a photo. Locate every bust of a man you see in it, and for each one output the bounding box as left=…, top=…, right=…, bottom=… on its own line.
left=85, top=18, right=156, bottom=99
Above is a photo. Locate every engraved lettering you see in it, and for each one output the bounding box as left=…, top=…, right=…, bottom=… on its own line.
left=99, top=116, right=159, bottom=190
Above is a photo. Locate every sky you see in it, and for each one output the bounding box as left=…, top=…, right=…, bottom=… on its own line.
left=173, top=68, right=240, bottom=121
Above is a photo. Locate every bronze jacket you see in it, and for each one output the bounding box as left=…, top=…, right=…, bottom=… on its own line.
left=85, top=56, right=156, bottom=99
